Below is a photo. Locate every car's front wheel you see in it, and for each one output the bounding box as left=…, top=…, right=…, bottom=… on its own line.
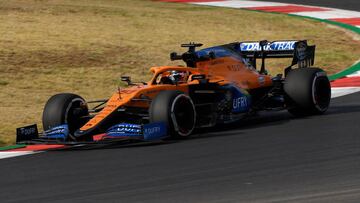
left=42, top=93, right=89, bottom=140
left=149, top=90, right=196, bottom=138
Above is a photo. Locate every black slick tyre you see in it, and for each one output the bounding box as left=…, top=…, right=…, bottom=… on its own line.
left=149, top=90, right=196, bottom=138
left=42, top=93, right=89, bottom=139
left=284, top=67, right=331, bottom=116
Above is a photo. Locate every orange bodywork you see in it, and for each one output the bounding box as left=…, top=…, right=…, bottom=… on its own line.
left=80, top=53, right=272, bottom=131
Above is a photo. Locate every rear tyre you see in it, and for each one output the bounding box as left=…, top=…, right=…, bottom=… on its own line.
left=284, top=68, right=331, bottom=117
left=42, top=93, right=89, bottom=139
left=149, top=91, right=196, bottom=138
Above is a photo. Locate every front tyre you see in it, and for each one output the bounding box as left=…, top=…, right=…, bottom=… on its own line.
left=42, top=93, right=89, bottom=139
left=284, top=68, right=331, bottom=116
left=149, top=91, right=196, bottom=138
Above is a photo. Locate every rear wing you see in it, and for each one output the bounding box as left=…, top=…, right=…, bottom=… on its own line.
left=237, top=40, right=316, bottom=69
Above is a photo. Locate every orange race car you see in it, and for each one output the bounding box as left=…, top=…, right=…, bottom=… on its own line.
left=17, top=40, right=331, bottom=143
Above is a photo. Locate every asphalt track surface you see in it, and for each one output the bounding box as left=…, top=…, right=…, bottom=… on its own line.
left=255, top=0, right=360, bottom=11
left=0, top=92, right=359, bottom=203
left=2, top=1, right=360, bottom=202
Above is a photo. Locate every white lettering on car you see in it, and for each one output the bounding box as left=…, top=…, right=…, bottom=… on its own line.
left=233, top=97, right=248, bottom=110
left=21, top=128, right=36, bottom=135
left=144, top=127, right=161, bottom=135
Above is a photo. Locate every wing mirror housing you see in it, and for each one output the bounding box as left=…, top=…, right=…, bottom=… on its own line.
left=121, top=76, right=132, bottom=85
left=170, top=52, right=182, bottom=61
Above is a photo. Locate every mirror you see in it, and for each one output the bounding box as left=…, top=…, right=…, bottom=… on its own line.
left=121, top=76, right=132, bottom=85
left=170, top=52, right=182, bottom=61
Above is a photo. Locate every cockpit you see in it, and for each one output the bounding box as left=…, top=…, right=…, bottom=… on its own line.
left=154, top=70, right=190, bottom=85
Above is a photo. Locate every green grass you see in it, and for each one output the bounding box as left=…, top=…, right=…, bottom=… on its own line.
left=0, top=0, right=359, bottom=146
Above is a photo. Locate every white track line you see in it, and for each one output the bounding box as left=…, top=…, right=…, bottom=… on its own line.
left=193, top=0, right=288, bottom=8
left=291, top=9, right=360, bottom=19
left=331, top=87, right=360, bottom=98
left=191, top=1, right=360, bottom=20
left=347, top=70, right=360, bottom=77
left=0, top=151, right=38, bottom=160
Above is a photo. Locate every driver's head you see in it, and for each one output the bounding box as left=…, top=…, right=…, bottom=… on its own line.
left=169, top=70, right=185, bottom=83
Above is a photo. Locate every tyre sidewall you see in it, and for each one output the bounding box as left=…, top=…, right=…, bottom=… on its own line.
left=150, top=91, right=196, bottom=138
left=284, top=68, right=330, bottom=115
left=42, top=93, right=89, bottom=135
left=170, top=94, right=196, bottom=137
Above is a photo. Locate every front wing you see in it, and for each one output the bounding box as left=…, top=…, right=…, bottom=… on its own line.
left=16, top=122, right=168, bottom=147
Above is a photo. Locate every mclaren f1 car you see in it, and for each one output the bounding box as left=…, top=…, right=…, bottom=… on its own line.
left=17, top=40, right=331, bottom=144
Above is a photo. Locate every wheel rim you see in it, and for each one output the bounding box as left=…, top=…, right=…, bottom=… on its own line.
left=171, top=94, right=196, bottom=137
left=65, top=98, right=88, bottom=133
left=312, top=74, right=331, bottom=111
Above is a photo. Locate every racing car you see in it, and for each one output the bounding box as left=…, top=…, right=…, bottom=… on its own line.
left=17, top=40, right=331, bottom=144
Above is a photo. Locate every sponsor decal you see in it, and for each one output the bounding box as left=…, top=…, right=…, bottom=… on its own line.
left=221, top=85, right=251, bottom=113
left=16, top=124, right=39, bottom=143
left=106, top=123, right=142, bottom=137
left=227, top=64, right=242, bottom=71
left=44, top=124, right=69, bottom=140
left=209, top=59, right=224, bottom=66
left=295, top=41, right=307, bottom=61
left=240, top=41, right=296, bottom=52
left=111, top=123, right=142, bottom=130
left=20, top=126, right=36, bottom=136
left=143, top=122, right=167, bottom=140
left=233, top=96, right=248, bottom=112
left=231, top=86, right=251, bottom=113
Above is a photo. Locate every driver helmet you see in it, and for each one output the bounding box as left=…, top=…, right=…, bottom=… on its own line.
left=169, top=70, right=185, bottom=83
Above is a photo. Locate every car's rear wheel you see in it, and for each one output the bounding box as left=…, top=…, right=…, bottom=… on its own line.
left=149, top=90, right=196, bottom=138
left=42, top=93, right=89, bottom=140
left=284, top=67, right=331, bottom=116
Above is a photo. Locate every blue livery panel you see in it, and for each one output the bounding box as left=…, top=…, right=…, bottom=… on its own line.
left=143, top=122, right=167, bottom=140
left=218, top=85, right=251, bottom=114
left=105, top=122, right=167, bottom=141
left=227, top=85, right=251, bottom=113
left=106, top=123, right=142, bottom=137
left=44, top=124, right=69, bottom=140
